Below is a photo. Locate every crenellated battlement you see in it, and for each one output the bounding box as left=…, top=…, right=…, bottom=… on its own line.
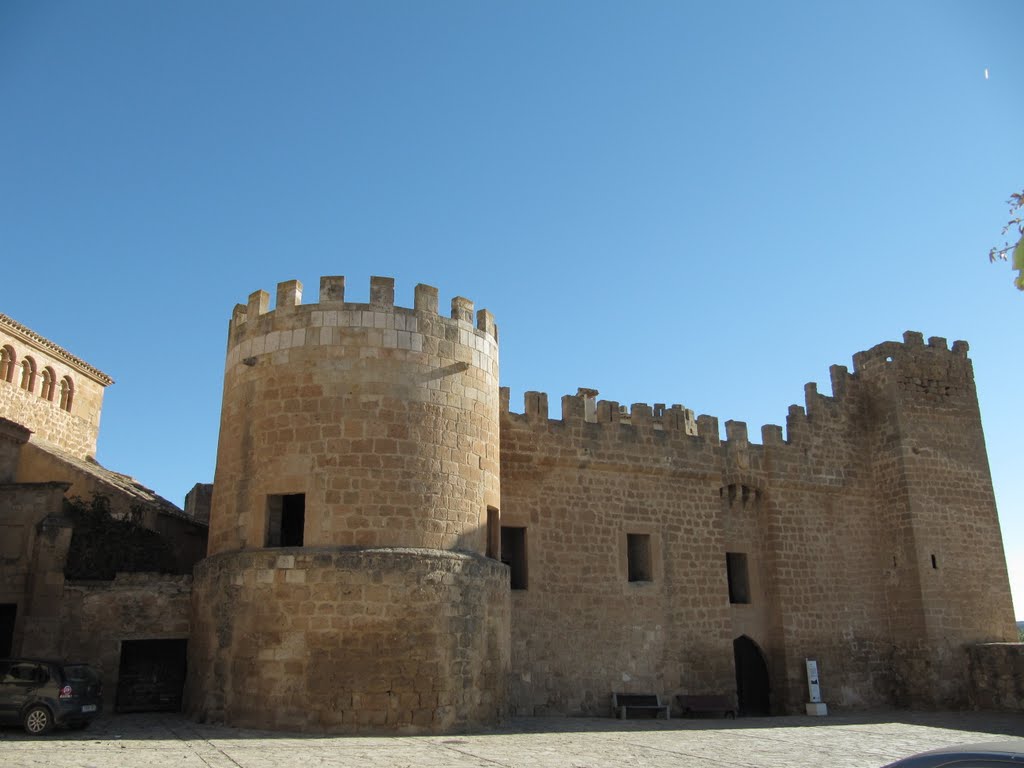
left=502, top=330, right=974, bottom=452
left=850, top=330, right=969, bottom=374
left=223, top=275, right=498, bottom=371
left=228, top=274, right=498, bottom=346
left=501, top=387, right=699, bottom=435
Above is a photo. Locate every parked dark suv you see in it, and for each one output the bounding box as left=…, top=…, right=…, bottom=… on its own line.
left=0, top=659, right=102, bottom=734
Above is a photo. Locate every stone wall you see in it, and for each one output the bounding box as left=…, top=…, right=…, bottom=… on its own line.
left=967, top=642, right=1024, bottom=710
left=0, top=418, right=30, bottom=481
left=499, top=397, right=889, bottom=715
left=499, top=332, right=1017, bottom=716
left=60, top=574, right=193, bottom=712
left=187, top=548, right=509, bottom=733
left=0, top=481, right=69, bottom=656
left=184, top=483, right=213, bottom=524
left=500, top=404, right=735, bottom=715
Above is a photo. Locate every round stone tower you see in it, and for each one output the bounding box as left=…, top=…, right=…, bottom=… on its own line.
left=186, top=276, right=509, bottom=733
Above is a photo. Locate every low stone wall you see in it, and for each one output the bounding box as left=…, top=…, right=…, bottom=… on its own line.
left=967, top=642, right=1024, bottom=710
left=186, top=547, right=510, bottom=733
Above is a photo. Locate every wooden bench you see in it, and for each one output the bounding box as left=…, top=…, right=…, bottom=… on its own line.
left=611, top=692, right=670, bottom=719
left=675, top=694, right=736, bottom=719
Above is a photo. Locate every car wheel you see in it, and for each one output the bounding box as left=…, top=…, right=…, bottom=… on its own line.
left=23, top=705, right=53, bottom=735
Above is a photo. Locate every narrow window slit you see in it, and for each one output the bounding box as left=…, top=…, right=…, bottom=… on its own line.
left=500, top=526, right=527, bottom=590
left=727, top=552, right=751, bottom=604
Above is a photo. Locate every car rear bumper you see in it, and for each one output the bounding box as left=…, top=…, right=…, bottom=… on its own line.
left=53, top=700, right=102, bottom=725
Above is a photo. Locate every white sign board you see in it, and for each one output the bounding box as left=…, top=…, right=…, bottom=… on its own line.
left=805, top=658, right=821, bottom=703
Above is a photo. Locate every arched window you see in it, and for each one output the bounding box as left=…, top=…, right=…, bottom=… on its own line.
left=20, top=357, right=37, bottom=392
left=59, top=376, right=75, bottom=412
left=40, top=367, right=56, bottom=401
left=0, top=345, right=15, bottom=383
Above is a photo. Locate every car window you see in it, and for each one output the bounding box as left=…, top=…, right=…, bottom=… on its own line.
left=62, top=665, right=99, bottom=684
left=4, top=662, right=48, bottom=684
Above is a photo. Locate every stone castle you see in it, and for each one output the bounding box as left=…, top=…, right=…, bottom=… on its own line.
left=1, top=276, right=1020, bottom=733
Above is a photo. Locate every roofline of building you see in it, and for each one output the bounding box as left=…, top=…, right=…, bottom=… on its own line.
left=0, top=314, right=114, bottom=386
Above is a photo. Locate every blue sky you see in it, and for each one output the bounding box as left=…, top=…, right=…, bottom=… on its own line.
left=2, top=1, right=1022, bottom=619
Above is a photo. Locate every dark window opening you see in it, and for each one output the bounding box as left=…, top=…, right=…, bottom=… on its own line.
left=40, top=367, right=56, bottom=401
left=0, top=346, right=15, bottom=383
left=0, top=604, right=16, bottom=657
left=486, top=507, right=499, bottom=559
left=59, top=376, right=74, bottom=412
left=727, top=552, right=751, bottom=604
left=627, top=533, right=652, bottom=582
left=267, top=493, right=305, bottom=547
left=20, top=358, right=36, bottom=392
left=500, top=526, right=527, bottom=590
left=931, top=554, right=937, bottom=569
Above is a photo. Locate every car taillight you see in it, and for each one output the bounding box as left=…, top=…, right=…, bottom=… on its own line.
left=59, top=685, right=73, bottom=699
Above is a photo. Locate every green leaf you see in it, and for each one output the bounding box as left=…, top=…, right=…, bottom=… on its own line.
left=1014, top=239, right=1024, bottom=290
left=1013, top=238, right=1024, bottom=270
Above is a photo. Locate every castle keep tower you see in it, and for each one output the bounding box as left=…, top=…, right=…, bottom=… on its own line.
left=851, top=333, right=1015, bottom=706
left=187, top=276, right=509, bottom=733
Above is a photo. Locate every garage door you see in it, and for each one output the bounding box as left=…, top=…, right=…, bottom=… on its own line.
left=116, top=639, right=188, bottom=713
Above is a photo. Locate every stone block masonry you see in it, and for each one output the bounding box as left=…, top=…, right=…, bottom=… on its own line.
left=187, top=274, right=1017, bottom=731
left=967, top=642, right=1024, bottom=710
left=207, top=276, right=500, bottom=556
left=0, top=314, right=112, bottom=458
left=190, top=276, right=508, bottom=734
left=500, top=331, right=1017, bottom=716
left=61, top=574, right=193, bottom=712
left=187, top=548, right=509, bottom=733
left=6, top=276, right=1018, bottom=732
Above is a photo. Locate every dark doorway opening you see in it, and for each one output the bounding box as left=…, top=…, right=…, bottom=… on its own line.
left=0, top=604, right=16, bottom=657
left=267, top=493, right=305, bottom=547
left=116, top=639, right=188, bottom=713
left=733, top=635, right=770, bottom=716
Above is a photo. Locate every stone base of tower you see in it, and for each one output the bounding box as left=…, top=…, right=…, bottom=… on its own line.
left=185, top=547, right=510, bottom=733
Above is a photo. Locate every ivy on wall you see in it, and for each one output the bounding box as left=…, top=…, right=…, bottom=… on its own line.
left=64, top=495, right=177, bottom=580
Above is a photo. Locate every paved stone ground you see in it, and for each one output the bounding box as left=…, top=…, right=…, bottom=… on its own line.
left=1, top=711, right=1023, bottom=768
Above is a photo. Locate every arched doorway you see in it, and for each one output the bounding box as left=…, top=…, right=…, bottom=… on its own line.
left=733, top=635, right=770, bottom=716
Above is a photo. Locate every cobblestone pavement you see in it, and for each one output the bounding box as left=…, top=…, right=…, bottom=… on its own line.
left=2, top=711, right=1022, bottom=768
